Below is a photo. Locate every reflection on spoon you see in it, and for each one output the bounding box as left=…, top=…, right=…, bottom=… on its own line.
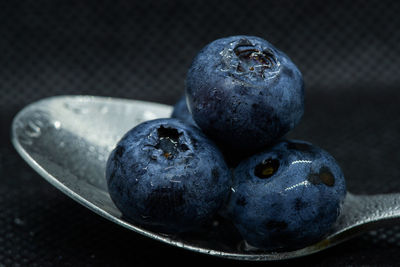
left=11, top=95, right=400, bottom=261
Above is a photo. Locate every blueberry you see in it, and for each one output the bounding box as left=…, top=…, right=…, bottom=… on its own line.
left=106, top=118, right=232, bottom=233
left=186, top=36, right=304, bottom=152
left=171, top=95, right=197, bottom=126
left=225, top=140, right=346, bottom=251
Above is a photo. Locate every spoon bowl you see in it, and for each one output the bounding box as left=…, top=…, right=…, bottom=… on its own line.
left=11, top=95, right=400, bottom=261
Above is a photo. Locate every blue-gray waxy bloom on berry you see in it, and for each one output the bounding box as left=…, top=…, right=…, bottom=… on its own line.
left=106, top=118, right=232, bottom=233
left=186, top=35, right=304, bottom=152
left=224, top=140, right=346, bottom=251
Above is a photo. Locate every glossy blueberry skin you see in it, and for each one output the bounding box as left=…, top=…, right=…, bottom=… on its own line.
left=186, top=35, right=304, bottom=152
left=171, top=96, right=197, bottom=126
left=225, top=140, right=346, bottom=251
left=106, top=118, right=232, bottom=233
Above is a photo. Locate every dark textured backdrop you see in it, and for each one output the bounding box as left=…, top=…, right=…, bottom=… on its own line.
left=1, top=0, right=400, bottom=266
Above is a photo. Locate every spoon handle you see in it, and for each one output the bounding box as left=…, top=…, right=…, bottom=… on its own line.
left=335, top=192, right=400, bottom=235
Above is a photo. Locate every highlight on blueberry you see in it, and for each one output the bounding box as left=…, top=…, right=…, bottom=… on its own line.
left=186, top=35, right=304, bottom=152
left=224, top=140, right=346, bottom=251
left=171, top=95, right=197, bottom=126
left=106, top=118, right=232, bottom=233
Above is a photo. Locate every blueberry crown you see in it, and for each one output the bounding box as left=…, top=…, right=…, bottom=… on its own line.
left=220, top=38, right=280, bottom=80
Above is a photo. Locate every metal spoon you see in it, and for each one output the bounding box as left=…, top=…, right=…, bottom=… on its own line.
left=11, top=95, right=400, bottom=261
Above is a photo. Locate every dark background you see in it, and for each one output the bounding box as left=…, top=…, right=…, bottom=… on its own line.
left=1, top=0, right=400, bottom=265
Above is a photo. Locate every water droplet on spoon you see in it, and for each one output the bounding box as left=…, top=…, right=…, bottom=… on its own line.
left=25, top=120, right=41, bottom=138
left=54, top=121, right=61, bottom=129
